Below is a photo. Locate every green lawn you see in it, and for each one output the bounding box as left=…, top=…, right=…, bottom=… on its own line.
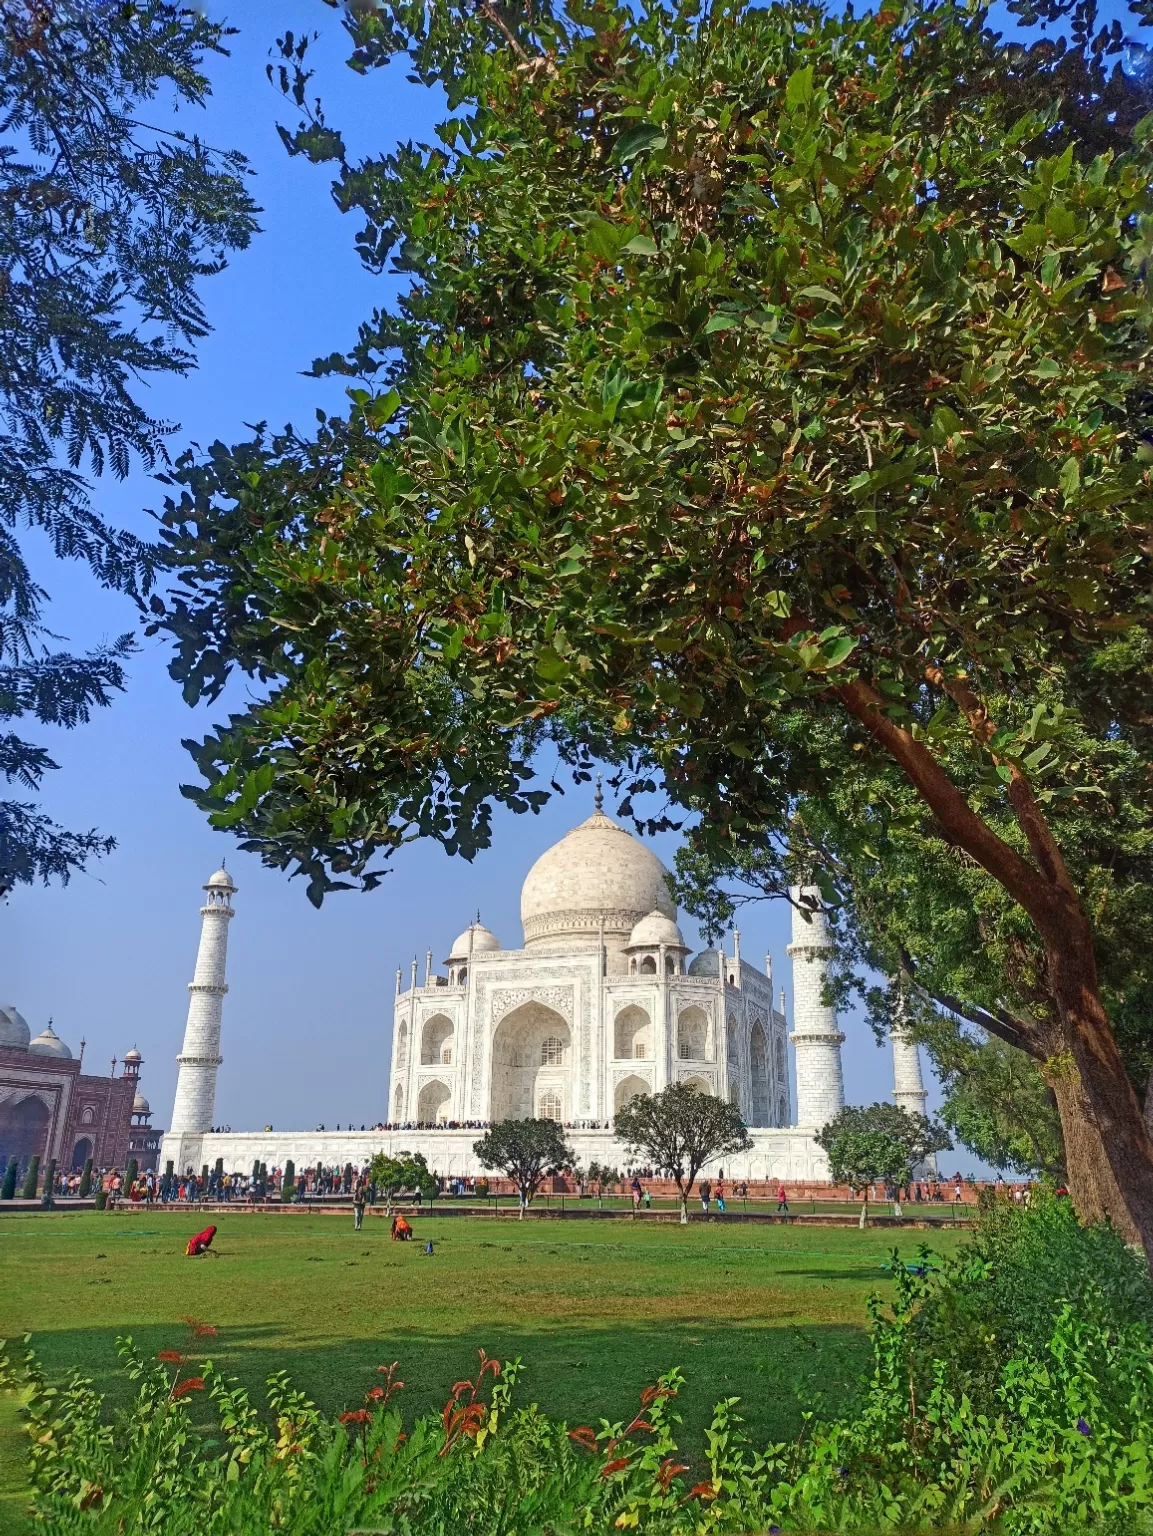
left=0, top=1209, right=964, bottom=1532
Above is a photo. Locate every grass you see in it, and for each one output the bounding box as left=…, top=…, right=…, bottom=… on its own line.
left=0, top=1208, right=965, bottom=1532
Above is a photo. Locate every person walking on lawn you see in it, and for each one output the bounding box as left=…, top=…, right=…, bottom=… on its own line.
left=777, top=1183, right=789, bottom=1215
left=353, top=1180, right=368, bottom=1231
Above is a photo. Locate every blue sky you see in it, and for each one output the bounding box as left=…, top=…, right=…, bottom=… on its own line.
left=2, top=0, right=1028, bottom=1164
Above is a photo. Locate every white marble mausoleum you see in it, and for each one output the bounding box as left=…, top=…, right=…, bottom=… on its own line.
left=162, top=795, right=930, bottom=1182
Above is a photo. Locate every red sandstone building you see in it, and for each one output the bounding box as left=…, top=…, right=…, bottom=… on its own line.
left=0, top=1005, right=154, bottom=1174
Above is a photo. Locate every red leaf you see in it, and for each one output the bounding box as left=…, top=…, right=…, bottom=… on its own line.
left=340, top=1409, right=370, bottom=1424
left=568, top=1426, right=598, bottom=1451
left=156, top=1350, right=183, bottom=1364
left=172, top=1377, right=204, bottom=1399
left=658, top=1459, right=689, bottom=1491
left=689, top=1482, right=718, bottom=1501
left=600, top=1457, right=631, bottom=1479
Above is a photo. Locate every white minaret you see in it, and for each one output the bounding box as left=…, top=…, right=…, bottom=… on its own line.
left=787, top=886, right=845, bottom=1128
left=891, top=999, right=936, bottom=1175
left=892, top=1022, right=928, bottom=1119
left=164, top=867, right=236, bottom=1170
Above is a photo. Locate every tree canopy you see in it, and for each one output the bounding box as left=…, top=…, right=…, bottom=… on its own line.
left=614, top=1082, right=751, bottom=1221
left=0, top=0, right=256, bottom=889
left=153, top=0, right=1153, bottom=1256
left=472, top=1118, right=574, bottom=1214
left=368, top=1149, right=434, bottom=1208
left=815, top=1103, right=952, bottom=1205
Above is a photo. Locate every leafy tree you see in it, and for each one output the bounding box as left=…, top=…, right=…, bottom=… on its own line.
left=472, top=1119, right=574, bottom=1217
left=368, top=1149, right=432, bottom=1213
left=77, top=1158, right=92, bottom=1198
left=0, top=0, right=256, bottom=889
left=614, top=1083, right=751, bottom=1224
left=281, top=1158, right=296, bottom=1201
left=152, top=0, right=1153, bottom=1257
left=817, top=1103, right=951, bottom=1224
left=1, top=1156, right=17, bottom=1199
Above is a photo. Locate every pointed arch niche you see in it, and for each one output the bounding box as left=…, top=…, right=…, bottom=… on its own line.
left=749, top=1021, right=771, bottom=1127
left=614, top=1005, right=652, bottom=1061
left=489, top=1001, right=571, bottom=1122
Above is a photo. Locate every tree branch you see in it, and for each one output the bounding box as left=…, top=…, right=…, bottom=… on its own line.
left=835, top=678, right=1063, bottom=932
left=925, top=665, right=1079, bottom=900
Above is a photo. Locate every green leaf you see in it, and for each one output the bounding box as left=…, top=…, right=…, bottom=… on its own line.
left=822, top=634, right=858, bottom=668
left=785, top=64, right=814, bottom=109
left=624, top=234, right=659, bottom=256
left=644, top=321, right=684, bottom=341
left=704, top=311, right=742, bottom=333
left=612, top=123, right=667, bottom=163
left=1058, top=457, right=1080, bottom=498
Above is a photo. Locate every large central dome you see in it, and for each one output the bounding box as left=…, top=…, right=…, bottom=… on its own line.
left=520, top=807, right=676, bottom=968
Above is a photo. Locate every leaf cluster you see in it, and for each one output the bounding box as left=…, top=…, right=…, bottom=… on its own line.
left=0, top=1, right=257, bottom=887
left=151, top=0, right=1153, bottom=932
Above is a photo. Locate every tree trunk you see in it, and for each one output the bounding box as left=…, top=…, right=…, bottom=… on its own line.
left=1044, top=930, right=1153, bottom=1249
left=859, top=1194, right=867, bottom=1228
left=1047, top=1070, right=1135, bottom=1237
left=837, top=678, right=1153, bottom=1265
left=679, top=1189, right=688, bottom=1224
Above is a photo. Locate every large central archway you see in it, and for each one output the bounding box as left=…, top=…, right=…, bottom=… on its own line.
left=489, top=1001, right=572, bottom=1121
left=0, top=1093, right=50, bottom=1172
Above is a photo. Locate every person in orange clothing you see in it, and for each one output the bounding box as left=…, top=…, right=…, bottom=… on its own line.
left=391, top=1214, right=412, bottom=1241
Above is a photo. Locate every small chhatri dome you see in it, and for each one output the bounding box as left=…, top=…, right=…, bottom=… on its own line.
left=446, top=922, right=501, bottom=962
left=627, top=910, right=688, bottom=951
left=520, top=803, right=676, bottom=958
left=205, top=867, right=236, bottom=890
left=132, top=1092, right=150, bottom=1115
left=0, top=1004, right=30, bottom=1051
left=688, top=950, right=722, bottom=978
left=28, top=1023, right=72, bottom=1059
left=122, top=1047, right=142, bottom=1064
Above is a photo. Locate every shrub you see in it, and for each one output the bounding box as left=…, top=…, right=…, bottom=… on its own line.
left=1, top=1156, right=17, bottom=1199
left=78, top=1158, right=93, bottom=1198
left=123, top=1158, right=138, bottom=1194
left=913, top=1187, right=1153, bottom=1414
left=20, top=1155, right=40, bottom=1200
left=281, top=1158, right=295, bottom=1202
left=93, top=1188, right=107, bottom=1210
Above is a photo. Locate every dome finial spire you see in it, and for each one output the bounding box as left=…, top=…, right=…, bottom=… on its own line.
left=594, top=771, right=603, bottom=813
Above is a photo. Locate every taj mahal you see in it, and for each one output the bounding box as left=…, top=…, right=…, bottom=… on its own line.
left=161, top=793, right=930, bottom=1181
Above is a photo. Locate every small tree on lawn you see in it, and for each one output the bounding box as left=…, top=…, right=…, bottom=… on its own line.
left=368, top=1151, right=432, bottom=1214
left=816, top=1103, right=951, bottom=1227
left=472, top=1119, right=575, bottom=1219
left=614, top=1084, right=751, bottom=1225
